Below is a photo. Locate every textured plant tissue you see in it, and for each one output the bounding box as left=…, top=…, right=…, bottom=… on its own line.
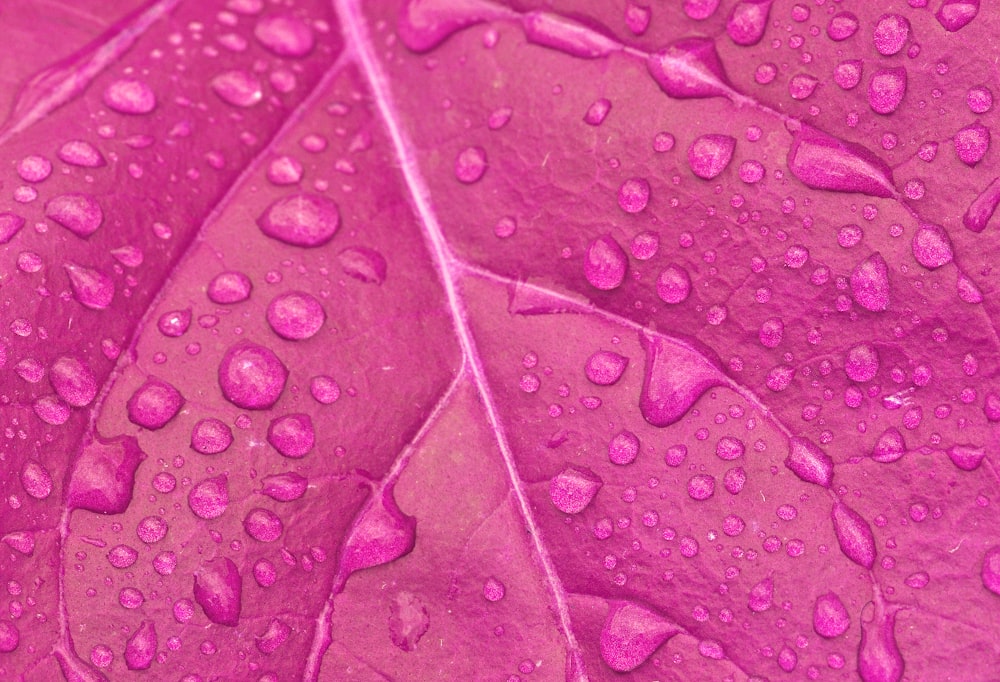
left=1, top=0, right=998, bottom=680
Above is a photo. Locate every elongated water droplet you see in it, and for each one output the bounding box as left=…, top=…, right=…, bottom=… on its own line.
left=858, top=601, right=905, bottom=682
left=827, top=11, right=860, bottom=40
left=787, top=127, right=895, bottom=198
left=339, top=482, right=416, bottom=576
left=963, top=177, right=1000, bottom=232
left=584, top=234, right=628, bottom=290
left=639, top=332, right=724, bottom=427
left=254, top=14, right=314, bottom=57
left=257, top=193, right=340, bottom=247
left=873, top=14, right=909, bottom=56
left=600, top=601, right=681, bottom=672
left=0, top=622, right=18, bottom=653
left=218, top=341, right=288, bottom=410
left=521, top=11, right=620, bottom=58
left=193, top=557, right=242, bottom=626
left=46, top=194, right=103, bottom=237
left=339, top=246, right=388, bottom=284
left=103, top=79, right=156, bottom=114
left=813, top=592, right=850, bottom=638
left=726, top=0, right=772, bottom=46
left=66, top=434, right=145, bottom=514
left=243, top=508, right=284, bottom=542
left=868, top=67, right=907, bottom=115
left=50, top=356, right=97, bottom=407
left=646, top=38, right=735, bottom=100
left=0, top=212, right=25, bottom=244
left=549, top=466, right=602, bottom=513
left=59, top=140, right=105, bottom=167
left=851, top=253, right=890, bottom=311
left=748, top=575, right=774, bottom=612
left=64, top=263, right=114, bottom=310
left=261, top=472, right=309, bottom=501
left=397, top=0, right=510, bottom=52
left=208, top=271, right=253, bottom=304
left=2, top=532, right=35, bottom=556
left=211, top=70, right=262, bottom=107
left=124, top=621, right=156, bottom=670
left=785, top=437, right=834, bottom=487
left=20, top=461, right=53, bottom=500
left=832, top=500, right=876, bottom=569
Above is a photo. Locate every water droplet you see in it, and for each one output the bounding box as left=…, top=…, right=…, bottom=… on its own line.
left=339, top=246, right=388, bottom=284
left=127, top=377, right=184, bottom=430
left=655, top=264, right=692, bottom=304
left=726, top=0, right=773, bottom=46
left=873, top=14, right=909, bottom=56
left=827, top=12, right=860, bottom=41
left=962, top=177, right=1000, bottom=232
left=935, top=0, right=979, bottom=32
left=45, top=193, right=103, bottom=237
left=957, top=273, right=983, bottom=303
left=981, top=546, right=1000, bottom=595
left=0, top=212, right=25, bottom=244
left=608, top=430, right=640, bottom=465
left=600, top=601, right=681, bottom=672
left=454, top=146, right=487, bottom=183
left=218, top=341, right=288, bottom=410
left=66, top=434, right=145, bottom=514
left=646, top=38, right=735, bottom=100
left=58, top=140, right=105, bottom=167
left=103, top=79, right=156, bottom=114
left=17, top=155, right=52, bottom=182
left=267, top=155, right=304, bottom=185
left=617, top=177, right=650, bottom=213
left=584, top=98, right=612, bottom=125
left=858, top=601, right=905, bottom=682
left=872, top=428, right=906, bottom=463
left=834, top=60, right=864, bottom=90
left=784, top=437, right=833, bottom=487
left=868, top=67, right=907, bottom=115
left=723, top=467, right=747, bottom=494
left=585, top=351, right=628, bottom=385
left=845, top=343, right=879, bottom=382
left=831, top=500, right=876, bottom=569
left=954, top=122, right=990, bottom=166
left=911, top=224, right=953, bottom=269
left=193, top=557, right=242, bottom=626
left=549, top=466, right=602, bottom=513
left=788, top=74, right=819, bottom=100
left=687, top=134, right=735, bottom=179
left=257, top=193, right=341, bottom=247
left=266, top=291, right=326, bottom=340
left=254, top=14, right=314, bottom=56
left=584, top=234, right=628, bottom=290
left=813, top=591, right=850, bottom=637
left=310, top=375, right=341, bottom=404
left=158, top=308, right=192, bottom=337
left=124, top=621, right=156, bottom=670
left=188, top=475, right=229, bottom=519
left=20, top=461, right=53, bottom=500
left=107, top=545, right=139, bottom=569
left=966, top=86, right=993, bottom=114
left=483, top=576, right=506, bottom=601
left=255, top=618, right=291, bottom=654
left=64, top=263, right=114, bottom=310
left=2, top=532, right=34, bottom=556
left=267, top=413, right=315, bottom=458
left=947, top=444, right=985, bottom=471
left=759, top=317, right=784, bottom=348
left=260, top=472, right=308, bottom=501
left=49, top=356, right=97, bottom=407
left=787, top=127, right=895, bottom=198
left=716, top=436, right=745, bottom=460
left=639, top=333, right=724, bottom=427
left=338, top=483, right=416, bottom=574
left=243, top=508, right=284, bottom=542
left=211, top=70, right=263, bottom=107
left=0, top=622, right=19, bottom=653
left=851, top=253, right=890, bottom=312
left=521, top=11, right=620, bottom=58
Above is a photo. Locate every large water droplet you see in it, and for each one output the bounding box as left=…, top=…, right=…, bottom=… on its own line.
left=193, top=557, right=242, bottom=626
left=787, top=127, right=895, bottom=198
left=64, top=263, right=114, bottom=310
left=911, top=224, right=953, bottom=269
left=124, top=621, right=156, bottom=670
left=584, top=234, right=628, bottom=290
left=813, top=592, right=850, bottom=637
left=935, top=0, right=979, bottom=31
left=827, top=12, right=860, bottom=41
left=17, top=155, right=52, bottom=182
left=50, top=356, right=97, bottom=407
left=832, top=500, right=876, bottom=569
left=784, top=437, right=834, bottom=487
left=954, top=122, right=990, bottom=166
left=254, top=14, right=315, bottom=57
left=208, top=271, right=253, bottom=304
left=639, top=333, right=724, bottom=427
left=947, top=444, right=985, bottom=471
left=127, top=377, right=184, bottom=430
left=646, top=38, right=735, bottom=100
left=103, top=79, right=156, bottom=114
left=521, top=11, right=620, bottom=58
left=211, top=70, right=263, bottom=107
left=858, top=601, right=905, bottom=682
left=66, top=434, right=145, bottom=514
left=726, top=0, right=772, bottom=46
left=873, top=14, right=909, bottom=56
left=600, top=601, right=681, bottom=672
left=845, top=343, right=879, bottom=382
left=338, top=483, right=416, bottom=575
left=188, top=475, right=230, bottom=519
left=191, top=418, right=234, bottom=454
left=868, top=67, right=907, bottom=115
left=218, top=341, right=288, bottom=410
left=257, top=193, right=340, bottom=247
left=656, top=264, right=692, bottom=304
left=549, top=466, right=602, bottom=513
left=267, top=413, right=315, bottom=458
left=608, top=430, right=640, bottom=465
left=266, top=291, right=326, bottom=340
left=58, top=140, right=105, bottom=167
left=0, top=622, right=19, bottom=653
left=687, top=134, right=735, bottom=179
left=45, top=194, right=103, bottom=238
left=851, top=253, right=890, bottom=312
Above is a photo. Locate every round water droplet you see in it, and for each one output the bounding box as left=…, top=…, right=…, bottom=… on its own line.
left=789, top=73, right=819, bottom=100
left=834, top=60, right=863, bottom=90
left=107, top=544, right=139, bottom=568
left=845, top=343, right=879, bottom=382
left=608, top=430, right=640, bottom=465
left=982, top=546, right=1000, bottom=595
left=136, top=515, right=168, bottom=544
left=688, top=134, right=735, bottom=179
left=208, top=271, right=253, bottom=304
left=454, top=146, right=488, bottom=183
left=45, top=193, right=103, bottom=238
left=617, top=177, right=650, bottom=213
left=257, top=193, right=340, bottom=247
left=266, top=291, right=325, bottom=340
left=310, top=375, right=341, bottom=404
left=188, top=475, right=230, bottom=519
left=191, top=418, right=234, bottom=454
left=254, top=14, right=315, bottom=56
left=244, top=508, right=283, bottom=542
left=716, top=436, right=745, bottom=460
left=827, top=12, right=859, bottom=40
left=483, top=576, right=506, bottom=602
left=748, top=576, right=773, bottom=612
left=868, top=67, right=907, bottom=115
left=912, top=224, right=953, bottom=269
left=158, top=309, right=192, bottom=337
left=49, top=356, right=97, bottom=407
left=584, top=234, right=628, bottom=290
left=687, top=473, right=715, bottom=500
left=17, top=155, right=52, bottom=182
left=656, top=264, right=691, bottom=304
left=813, top=592, right=850, bottom=637
left=211, top=70, right=263, bottom=107
left=585, top=351, right=629, bottom=385
left=873, top=14, right=909, bottom=56
left=954, top=122, right=990, bottom=166
left=103, top=79, right=157, bottom=114
left=218, top=341, right=288, bottom=410
left=967, top=86, right=993, bottom=114
left=267, top=413, right=315, bottom=458
left=127, top=378, right=184, bottom=430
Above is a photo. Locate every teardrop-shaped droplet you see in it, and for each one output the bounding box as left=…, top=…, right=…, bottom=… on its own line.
left=813, top=592, right=851, bottom=638
left=858, top=601, right=905, bottom=682
left=218, top=341, right=288, bottom=409
left=963, top=177, right=1000, bottom=232
left=157, top=308, right=192, bottom=337
left=911, top=224, right=953, bottom=269
left=832, top=500, right=876, bottom=569
left=126, top=377, right=184, bottom=430
left=584, top=234, right=628, bottom=291
left=66, top=434, right=145, bottom=514
left=549, top=466, right=603, bottom=514
left=947, top=444, right=985, bottom=471
left=0, top=622, right=19, bottom=653
left=103, top=79, right=156, bottom=114
left=521, top=11, right=620, bottom=59
left=45, top=194, right=103, bottom=238
left=656, top=264, right=692, bottom=304
left=338, top=482, right=416, bottom=576
left=787, top=127, right=895, bottom=198
left=0, top=212, right=25, bottom=244
left=585, top=351, right=628, bottom=386
left=2, top=531, right=35, bottom=556
left=748, top=575, right=774, bottom=612
left=124, top=621, right=156, bottom=670
left=600, top=601, right=681, bottom=672
left=193, top=557, right=242, bottom=626
left=726, top=0, right=772, bottom=46
left=257, top=193, right=340, bottom=247
left=211, top=70, right=263, bottom=107
left=957, top=273, right=984, bottom=303
left=646, top=38, right=736, bottom=100
left=785, top=437, right=834, bottom=487
left=584, top=98, right=612, bottom=125
left=64, top=263, right=114, bottom=310
left=851, top=253, right=890, bottom=311
left=59, top=140, right=105, bottom=167
left=872, top=427, right=905, bottom=463
left=868, top=67, right=907, bottom=115
left=639, top=332, right=725, bottom=427
left=935, top=0, right=979, bottom=32
left=687, top=134, right=736, bottom=179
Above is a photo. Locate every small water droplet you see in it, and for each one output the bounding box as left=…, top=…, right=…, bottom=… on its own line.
left=454, top=146, right=488, bottom=183
left=584, top=234, right=628, bottom=290
left=687, top=134, right=736, bottom=179
left=58, top=140, right=106, bottom=167
left=254, top=14, right=315, bottom=56
left=103, top=79, right=157, bottom=114
left=211, top=70, right=263, bottom=107
left=266, top=291, right=326, bottom=340
left=257, top=193, right=341, bottom=247
left=267, top=413, right=315, bottom=458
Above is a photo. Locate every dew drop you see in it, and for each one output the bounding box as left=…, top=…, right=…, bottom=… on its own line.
left=785, top=437, right=834, bottom=487
left=188, top=475, right=229, bottom=519
left=584, top=98, right=612, bottom=125
left=873, top=14, right=909, bottom=56
left=157, top=309, right=192, bottom=337
left=911, top=224, right=953, bottom=269
left=0, top=213, right=25, bottom=244
left=49, top=356, right=97, bottom=407
left=211, top=70, right=263, bottom=107
left=726, top=0, right=773, bottom=46
left=639, top=333, right=724, bottom=427
left=103, top=79, right=157, bottom=114
left=831, top=500, right=876, bottom=569
left=58, top=140, right=105, bottom=167
left=124, top=621, right=156, bottom=670
left=64, top=263, right=114, bottom=310
left=868, top=67, right=907, bottom=115
left=339, top=246, right=388, bottom=284
left=872, top=428, right=905, bottom=463
left=17, top=155, right=52, bottom=182
left=787, top=127, right=895, bottom=198
left=646, top=38, right=735, bottom=100
left=66, top=434, right=145, bottom=514
left=127, top=377, right=184, bottom=430
left=858, top=601, right=905, bottom=682
left=608, top=430, right=640, bottom=465
left=193, top=557, right=242, bottom=626
left=585, top=351, right=628, bottom=386
left=549, top=466, right=602, bottom=514
left=267, top=413, right=315, bottom=458
left=254, top=14, right=314, bottom=56
left=257, top=193, right=340, bottom=247
left=455, top=146, right=488, bottom=183
left=618, top=177, right=650, bottom=213
left=834, top=60, right=864, bottom=90
left=827, top=12, right=859, bottom=41
left=954, top=122, right=990, bottom=166
left=218, top=341, right=288, bottom=410
left=935, top=0, right=979, bottom=32
left=261, top=472, right=309, bottom=501
left=266, top=291, right=326, bottom=340
left=584, top=234, right=628, bottom=290
left=243, top=508, right=284, bottom=542
left=947, top=444, right=985, bottom=471
left=45, top=194, right=103, bottom=238
left=813, top=592, right=850, bottom=637
left=687, top=134, right=735, bottom=180
left=655, top=265, right=692, bottom=304
left=600, top=601, right=681, bottom=672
